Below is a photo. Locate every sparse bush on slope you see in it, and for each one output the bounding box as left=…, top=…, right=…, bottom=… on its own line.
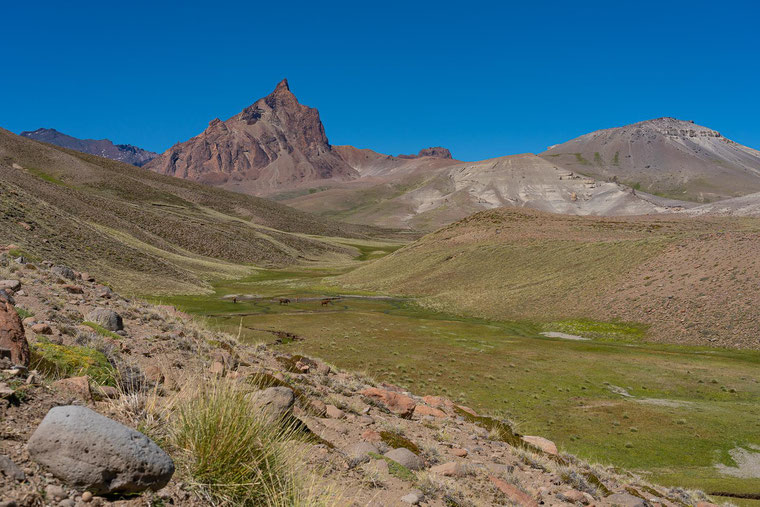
left=171, top=379, right=332, bottom=506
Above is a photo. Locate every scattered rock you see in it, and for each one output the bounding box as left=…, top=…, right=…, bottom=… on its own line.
left=0, top=280, right=21, bottom=293
left=361, top=429, right=382, bottom=442
left=605, top=492, right=647, bottom=507
left=384, top=448, right=424, bottom=471
left=489, top=476, right=538, bottom=507
left=522, top=435, right=558, bottom=455
left=31, top=323, right=52, bottom=335
left=455, top=404, right=478, bottom=417
left=309, top=399, right=327, bottom=417
left=0, top=301, right=29, bottom=367
left=325, top=404, right=345, bottom=419
left=0, top=455, right=25, bottom=481
left=451, top=447, right=468, bottom=457
left=429, top=461, right=472, bottom=477
left=251, top=386, right=294, bottom=420
left=209, top=360, right=225, bottom=376
left=361, top=387, right=416, bottom=418
left=345, top=442, right=379, bottom=467
left=51, top=266, right=76, bottom=280
left=45, top=484, right=67, bottom=501
left=413, top=404, right=447, bottom=418
left=62, top=285, right=83, bottom=294
left=28, top=405, right=174, bottom=494
left=81, top=491, right=93, bottom=502
left=0, top=290, right=14, bottom=305
left=52, top=376, right=92, bottom=401
left=86, top=309, right=123, bottom=332
left=400, top=489, right=424, bottom=504
left=560, top=489, right=589, bottom=504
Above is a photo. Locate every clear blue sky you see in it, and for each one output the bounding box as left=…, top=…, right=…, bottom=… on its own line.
left=3, top=0, right=758, bottom=161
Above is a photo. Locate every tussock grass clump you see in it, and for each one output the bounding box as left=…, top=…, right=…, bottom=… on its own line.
left=172, top=380, right=331, bottom=506
left=30, top=341, right=116, bottom=385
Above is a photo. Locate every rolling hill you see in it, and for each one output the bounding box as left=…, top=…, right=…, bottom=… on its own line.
left=338, top=206, right=760, bottom=349
left=0, top=127, right=388, bottom=294
left=541, top=117, right=760, bottom=202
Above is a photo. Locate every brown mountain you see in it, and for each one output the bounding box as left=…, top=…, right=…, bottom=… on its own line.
left=145, top=79, right=358, bottom=195
left=540, top=117, right=760, bottom=202
left=20, top=128, right=157, bottom=166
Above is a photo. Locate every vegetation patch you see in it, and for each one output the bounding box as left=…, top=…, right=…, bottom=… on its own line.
left=82, top=321, right=122, bottom=340
left=30, top=341, right=116, bottom=386
left=171, top=379, right=323, bottom=505
left=542, top=319, right=647, bottom=342
left=367, top=452, right=417, bottom=482
left=380, top=431, right=421, bottom=454
left=14, top=307, right=33, bottom=319
left=574, top=153, right=592, bottom=165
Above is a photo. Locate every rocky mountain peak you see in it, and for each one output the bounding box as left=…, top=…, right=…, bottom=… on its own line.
left=145, top=80, right=357, bottom=194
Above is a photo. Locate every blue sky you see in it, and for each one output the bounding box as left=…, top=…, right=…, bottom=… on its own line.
left=2, top=0, right=758, bottom=161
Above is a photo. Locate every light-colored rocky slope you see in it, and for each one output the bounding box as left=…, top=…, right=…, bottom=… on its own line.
left=284, top=152, right=686, bottom=230
left=541, top=117, right=760, bottom=202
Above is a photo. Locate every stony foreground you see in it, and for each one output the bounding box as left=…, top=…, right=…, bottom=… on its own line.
left=0, top=252, right=721, bottom=506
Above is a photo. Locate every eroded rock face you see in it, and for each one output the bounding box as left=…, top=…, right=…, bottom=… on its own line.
left=145, top=79, right=357, bottom=195
left=360, top=387, right=416, bottom=418
left=86, top=309, right=123, bottom=332
left=0, top=301, right=29, bottom=367
left=27, top=405, right=174, bottom=494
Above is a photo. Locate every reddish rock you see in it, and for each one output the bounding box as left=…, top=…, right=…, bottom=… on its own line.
left=308, top=399, right=327, bottom=417
left=490, top=476, right=538, bottom=507
left=52, top=376, right=92, bottom=401
left=0, top=301, right=29, bottom=366
left=455, top=404, right=478, bottom=417
left=451, top=448, right=468, bottom=457
left=413, top=404, right=447, bottom=418
left=62, top=284, right=84, bottom=294
left=523, top=435, right=558, bottom=455
left=31, top=323, right=52, bottom=335
left=360, top=387, right=416, bottom=418
left=422, top=395, right=453, bottom=409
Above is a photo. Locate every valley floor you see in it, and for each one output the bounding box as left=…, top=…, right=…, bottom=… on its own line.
left=159, top=266, right=760, bottom=500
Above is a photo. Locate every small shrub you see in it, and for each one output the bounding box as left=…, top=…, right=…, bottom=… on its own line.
left=30, top=342, right=116, bottom=386
left=15, top=307, right=33, bottom=320
left=172, top=379, right=324, bottom=506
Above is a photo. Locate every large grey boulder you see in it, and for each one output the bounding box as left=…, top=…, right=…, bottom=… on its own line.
left=27, top=405, right=174, bottom=494
left=86, top=309, right=123, bottom=332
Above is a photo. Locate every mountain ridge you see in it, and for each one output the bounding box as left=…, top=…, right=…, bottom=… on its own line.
left=20, top=128, right=158, bottom=166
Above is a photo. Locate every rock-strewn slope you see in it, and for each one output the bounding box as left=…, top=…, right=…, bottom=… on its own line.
left=541, top=117, right=760, bottom=202
left=146, top=79, right=358, bottom=195
left=0, top=254, right=715, bottom=506
left=20, top=128, right=157, bottom=167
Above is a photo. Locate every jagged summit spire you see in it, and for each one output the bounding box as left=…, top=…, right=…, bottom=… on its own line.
left=274, top=78, right=290, bottom=93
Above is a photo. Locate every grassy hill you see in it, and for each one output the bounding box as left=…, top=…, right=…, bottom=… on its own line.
left=0, top=128, right=393, bottom=294
left=339, top=207, right=760, bottom=349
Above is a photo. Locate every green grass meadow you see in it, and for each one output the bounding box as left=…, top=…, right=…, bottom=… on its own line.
left=158, top=267, right=760, bottom=498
